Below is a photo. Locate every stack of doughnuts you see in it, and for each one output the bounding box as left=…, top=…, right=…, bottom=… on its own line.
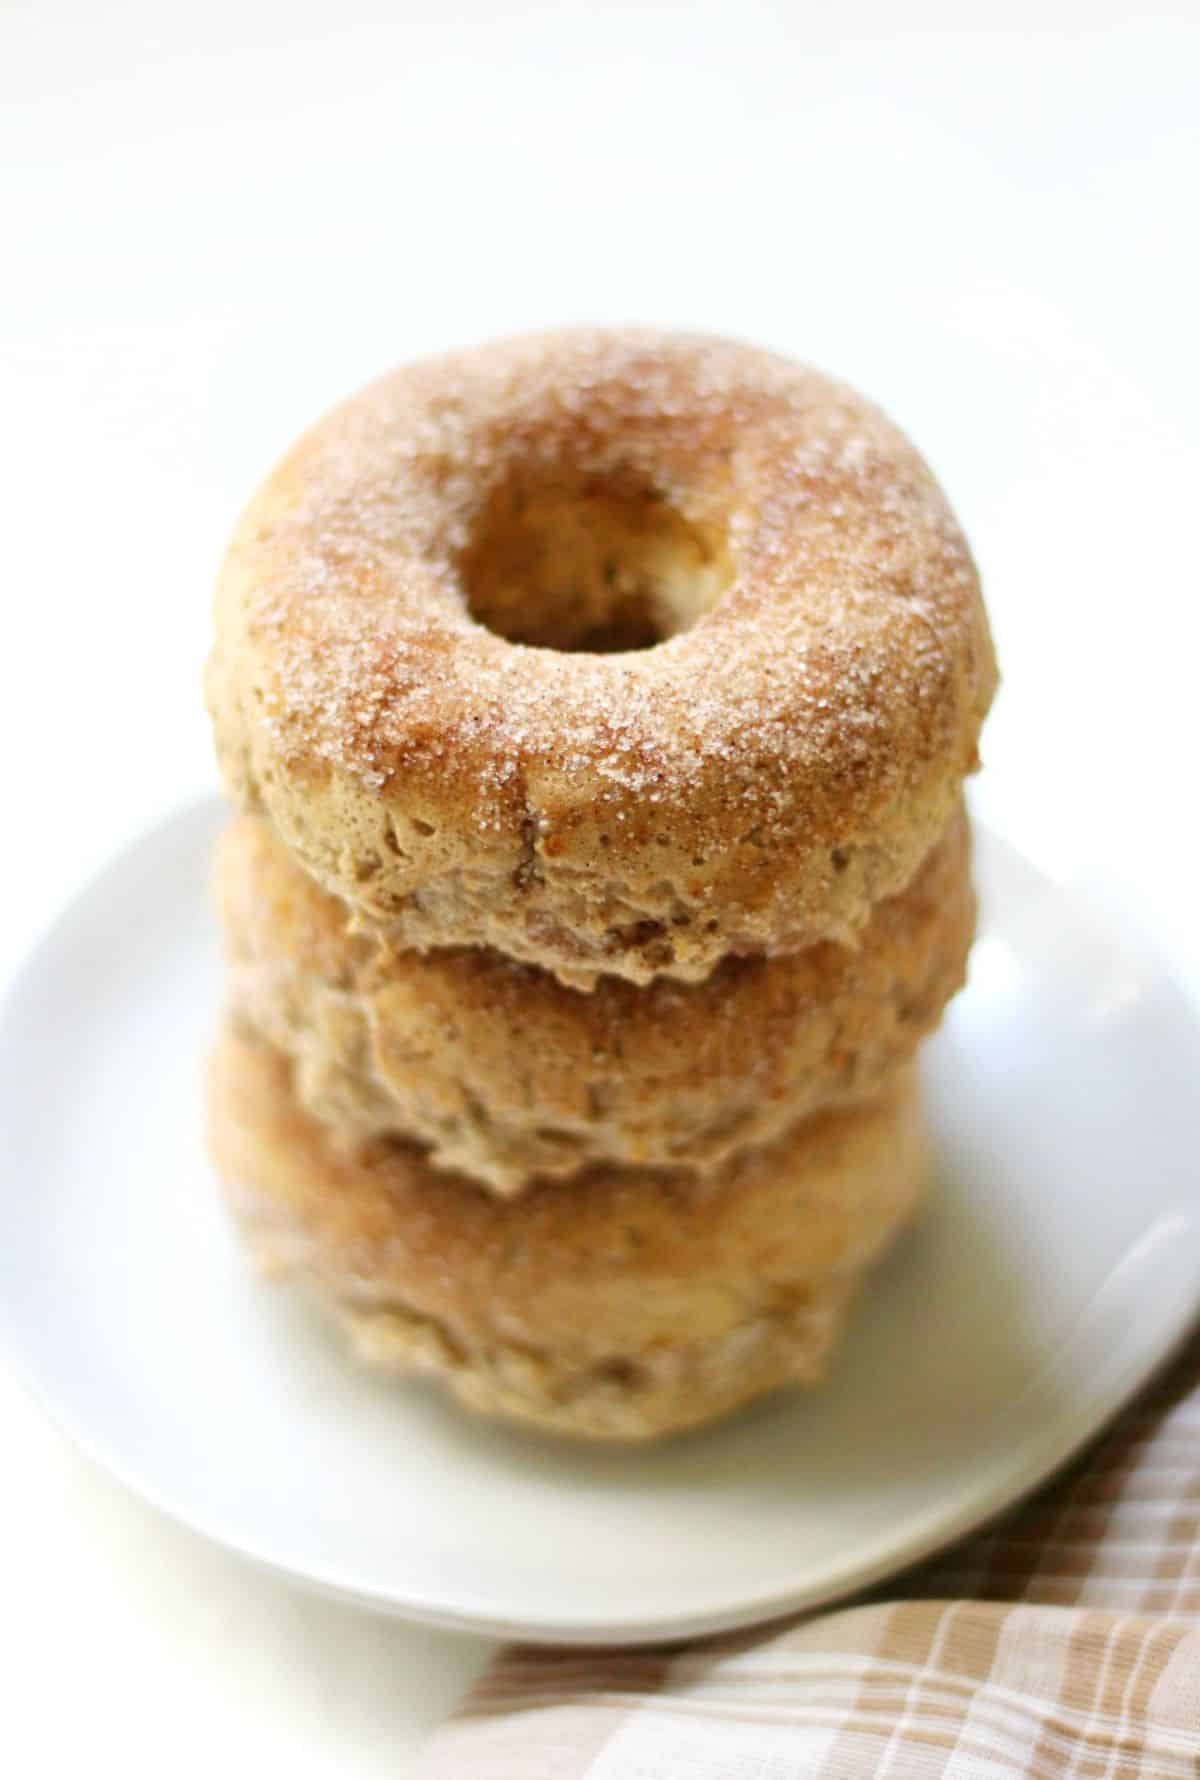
left=206, top=330, right=996, bottom=1440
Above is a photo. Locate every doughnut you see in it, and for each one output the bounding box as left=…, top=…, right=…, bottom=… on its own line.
left=210, top=1029, right=927, bottom=1441
left=207, top=330, right=997, bottom=987
left=216, top=805, right=973, bottom=1193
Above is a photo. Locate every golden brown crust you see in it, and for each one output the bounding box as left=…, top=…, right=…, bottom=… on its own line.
left=216, top=806, right=974, bottom=1192
left=210, top=1028, right=928, bottom=1439
left=207, top=329, right=996, bottom=986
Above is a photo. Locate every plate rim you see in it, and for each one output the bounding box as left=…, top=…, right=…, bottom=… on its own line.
left=2, top=793, right=1199, bottom=1647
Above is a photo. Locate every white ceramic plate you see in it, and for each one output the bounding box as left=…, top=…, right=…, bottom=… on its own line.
left=1, top=799, right=1199, bottom=1646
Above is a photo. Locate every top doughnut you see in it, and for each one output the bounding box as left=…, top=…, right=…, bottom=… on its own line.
left=207, top=330, right=996, bottom=986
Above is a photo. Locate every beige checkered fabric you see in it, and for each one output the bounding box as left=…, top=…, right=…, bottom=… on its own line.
left=411, top=1333, right=1200, bottom=1777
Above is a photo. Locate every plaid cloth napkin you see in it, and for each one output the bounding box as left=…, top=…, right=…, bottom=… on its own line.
left=411, top=1331, right=1200, bottom=1777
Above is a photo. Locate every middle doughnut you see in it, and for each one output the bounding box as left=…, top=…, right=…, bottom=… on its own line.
left=217, top=808, right=972, bottom=1196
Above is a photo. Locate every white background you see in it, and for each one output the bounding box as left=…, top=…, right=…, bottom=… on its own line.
left=2, top=3, right=1198, bottom=1773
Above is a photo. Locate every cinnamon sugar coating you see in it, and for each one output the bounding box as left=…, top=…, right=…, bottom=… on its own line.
left=207, top=330, right=996, bottom=986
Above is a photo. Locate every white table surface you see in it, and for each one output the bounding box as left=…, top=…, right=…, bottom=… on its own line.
left=2, top=4, right=1198, bottom=1772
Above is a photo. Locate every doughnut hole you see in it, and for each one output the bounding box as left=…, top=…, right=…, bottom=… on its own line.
left=460, top=474, right=732, bottom=652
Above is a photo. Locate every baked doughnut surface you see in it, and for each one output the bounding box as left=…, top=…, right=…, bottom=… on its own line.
left=216, top=805, right=973, bottom=1192
left=210, top=1030, right=927, bottom=1440
left=208, top=330, right=996, bottom=986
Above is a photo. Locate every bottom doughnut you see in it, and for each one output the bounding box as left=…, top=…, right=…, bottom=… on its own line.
left=210, top=1029, right=929, bottom=1441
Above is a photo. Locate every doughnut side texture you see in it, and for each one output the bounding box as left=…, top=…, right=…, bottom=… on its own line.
left=207, top=330, right=997, bottom=986
left=210, top=1030, right=927, bottom=1441
left=215, top=805, right=973, bottom=1193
